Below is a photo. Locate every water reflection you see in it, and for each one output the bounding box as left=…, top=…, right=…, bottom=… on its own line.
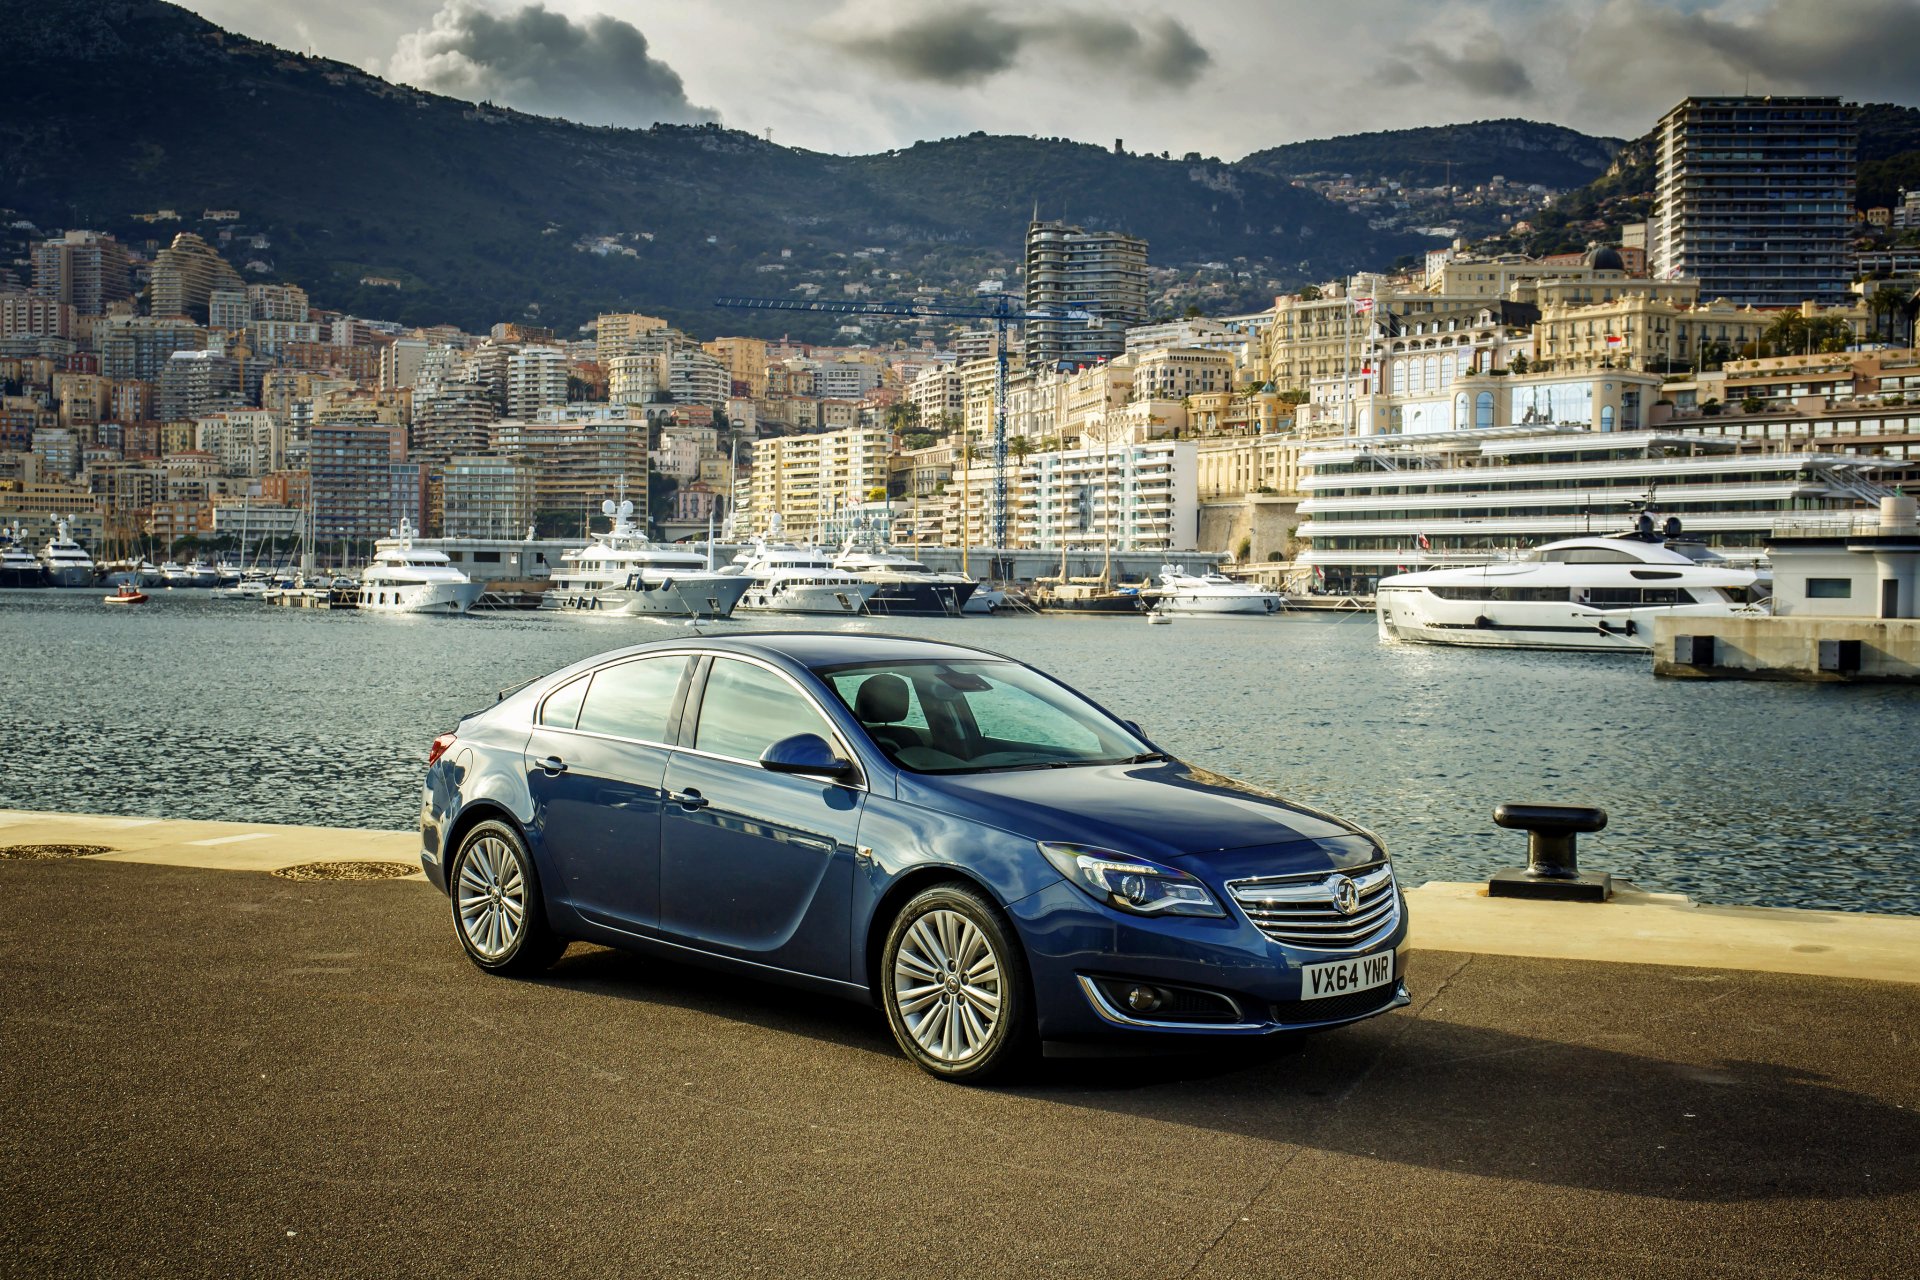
left=2, top=591, right=1915, bottom=913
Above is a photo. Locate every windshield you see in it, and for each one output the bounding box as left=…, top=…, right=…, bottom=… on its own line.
left=818, top=659, right=1154, bottom=773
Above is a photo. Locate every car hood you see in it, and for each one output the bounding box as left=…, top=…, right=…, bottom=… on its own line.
left=902, top=759, right=1372, bottom=861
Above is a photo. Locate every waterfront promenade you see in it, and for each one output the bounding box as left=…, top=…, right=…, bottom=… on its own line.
left=4, top=809, right=1917, bottom=1278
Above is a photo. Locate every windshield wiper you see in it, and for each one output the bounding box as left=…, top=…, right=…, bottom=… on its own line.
left=1115, top=752, right=1172, bottom=764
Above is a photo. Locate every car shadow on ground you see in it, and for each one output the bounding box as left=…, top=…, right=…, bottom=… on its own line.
left=531, top=944, right=1919, bottom=1205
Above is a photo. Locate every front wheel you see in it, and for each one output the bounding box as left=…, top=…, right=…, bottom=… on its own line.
left=881, top=883, right=1035, bottom=1082
left=449, top=820, right=565, bottom=975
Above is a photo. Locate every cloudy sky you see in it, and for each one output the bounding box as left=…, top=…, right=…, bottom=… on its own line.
left=177, top=0, right=1920, bottom=158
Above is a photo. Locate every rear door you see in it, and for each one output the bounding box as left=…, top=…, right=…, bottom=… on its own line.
left=658, top=656, right=865, bottom=980
left=523, top=654, right=693, bottom=934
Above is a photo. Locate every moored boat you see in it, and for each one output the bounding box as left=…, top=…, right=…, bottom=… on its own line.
left=540, top=499, right=751, bottom=619
left=356, top=519, right=486, bottom=615
left=1149, top=565, right=1284, bottom=616
left=1375, top=519, right=1766, bottom=652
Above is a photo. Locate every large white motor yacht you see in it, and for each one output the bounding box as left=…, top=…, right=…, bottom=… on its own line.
left=1150, top=565, right=1285, bottom=616
left=38, top=516, right=96, bottom=587
left=1, top=522, right=47, bottom=587
left=1375, top=522, right=1765, bottom=652
left=356, top=520, right=487, bottom=615
left=723, top=538, right=880, bottom=615
left=833, top=534, right=979, bottom=616
left=542, top=500, right=752, bottom=619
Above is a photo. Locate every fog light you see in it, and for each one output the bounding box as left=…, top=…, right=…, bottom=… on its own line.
left=1126, top=985, right=1164, bottom=1012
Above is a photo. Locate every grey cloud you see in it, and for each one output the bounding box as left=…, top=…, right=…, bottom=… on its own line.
left=838, top=5, right=1212, bottom=90
left=388, top=1, right=716, bottom=127
left=1389, top=35, right=1534, bottom=100
left=837, top=8, right=1026, bottom=86
left=1569, top=0, right=1920, bottom=126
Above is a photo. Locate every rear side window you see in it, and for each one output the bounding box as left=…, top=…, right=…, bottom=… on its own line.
left=575, top=656, right=689, bottom=742
left=695, top=659, right=836, bottom=762
left=538, top=676, right=588, bottom=729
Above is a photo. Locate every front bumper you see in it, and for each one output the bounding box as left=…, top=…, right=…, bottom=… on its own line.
left=1007, top=880, right=1412, bottom=1043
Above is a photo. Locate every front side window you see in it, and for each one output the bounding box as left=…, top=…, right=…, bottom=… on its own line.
left=821, top=659, right=1150, bottom=774
left=695, top=659, right=838, bottom=762
left=575, top=656, right=690, bottom=742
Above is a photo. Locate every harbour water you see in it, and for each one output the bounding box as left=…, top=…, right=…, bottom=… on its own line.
left=4, top=589, right=1917, bottom=914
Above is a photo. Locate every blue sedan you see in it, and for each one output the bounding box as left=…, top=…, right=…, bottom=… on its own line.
left=419, top=633, right=1409, bottom=1081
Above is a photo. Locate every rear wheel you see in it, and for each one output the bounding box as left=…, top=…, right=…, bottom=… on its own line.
left=881, top=883, right=1034, bottom=1082
left=449, top=820, right=564, bottom=975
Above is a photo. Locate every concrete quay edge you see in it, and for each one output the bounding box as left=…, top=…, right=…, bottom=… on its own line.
left=5, top=808, right=1916, bottom=986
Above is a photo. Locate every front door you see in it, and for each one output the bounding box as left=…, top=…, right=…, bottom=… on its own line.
left=659, top=657, right=864, bottom=979
left=1884, top=578, right=1900, bottom=620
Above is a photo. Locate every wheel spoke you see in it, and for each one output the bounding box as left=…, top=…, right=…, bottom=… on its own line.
left=913, top=999, right=948, bottom=1054
left=908, top=918, right=947, bottom=969
left=896, top=982, right=942, bottom=1014
left=894, top=948, right=940, bottom=981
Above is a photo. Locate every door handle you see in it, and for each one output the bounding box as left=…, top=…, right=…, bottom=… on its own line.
left=668, top=788, right=708, bottom=810
left=537, top=755, right=567, bottom=776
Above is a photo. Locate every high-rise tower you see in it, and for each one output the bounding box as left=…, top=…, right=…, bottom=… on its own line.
left=1648, top=96, right=1856, bottom=306
left=1022, top=220, right=1148, bottom=369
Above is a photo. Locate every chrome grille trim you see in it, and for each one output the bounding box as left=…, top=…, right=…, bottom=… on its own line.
left=1225, top=862, right=1402, bottom=952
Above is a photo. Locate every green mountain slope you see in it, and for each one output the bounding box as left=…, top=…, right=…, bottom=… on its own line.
left=1239, top=119, right=1623, bottom=191
left=0, top=0, right=1430, bottom=340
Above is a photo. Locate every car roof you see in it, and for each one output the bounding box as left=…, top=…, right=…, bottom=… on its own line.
left=578, top=630, right=1012, bottom=674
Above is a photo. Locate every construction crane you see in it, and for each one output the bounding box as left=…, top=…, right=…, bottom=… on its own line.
left=714, top=293, right=1089, bottom=548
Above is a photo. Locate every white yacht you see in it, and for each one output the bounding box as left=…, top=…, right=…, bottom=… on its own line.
left=355, top=520, right=487, bottom=615
left=722, top=538, right=880, bottom=615
left=1, top=523, right=46, bottom=587
left=1375, top=522, right=1765, bottom=652
left=833, top=534, right=978, bottom=617
left=1150, top=565, right=1285, bottom=616
left=38, top=516, right=95, bottom=587
left=211, top=571, right=272, bottom=601
left=159, top=559, right=220, bottom=588
left=542, top=500, right=752, bottom=619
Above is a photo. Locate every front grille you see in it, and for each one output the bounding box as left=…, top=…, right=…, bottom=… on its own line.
left=1226, top=862, right=1400, bottom=952
left=1270, top=980, right=1402, bottom=1027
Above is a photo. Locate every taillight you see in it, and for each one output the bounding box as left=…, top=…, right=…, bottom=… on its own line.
left=427, top=732, right=457, bottom=766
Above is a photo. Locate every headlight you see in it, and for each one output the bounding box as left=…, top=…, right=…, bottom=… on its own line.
left=1037, top=842, right=1226, bottom=918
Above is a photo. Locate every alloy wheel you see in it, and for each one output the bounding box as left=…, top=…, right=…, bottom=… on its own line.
left=456, top=835, right=526, bottom=960
left=891, top=908, right=1003, bottom=1064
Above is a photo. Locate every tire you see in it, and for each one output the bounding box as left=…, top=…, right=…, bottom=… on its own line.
left=448, top=819, right=565, bottom=976
left=881, top=883, right=1035, bottom=1083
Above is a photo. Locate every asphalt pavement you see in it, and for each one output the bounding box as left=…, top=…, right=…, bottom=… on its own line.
left=3, top=858, right=1916, bottom=1279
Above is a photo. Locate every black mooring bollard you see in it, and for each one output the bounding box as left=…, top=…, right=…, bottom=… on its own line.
left=1488, top=803, right=1613, bottom=902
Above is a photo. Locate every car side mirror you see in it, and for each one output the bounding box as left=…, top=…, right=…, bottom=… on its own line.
left=759, top=733, right=854, bottom=779
left=1125, top=720, right=1145, bottom=738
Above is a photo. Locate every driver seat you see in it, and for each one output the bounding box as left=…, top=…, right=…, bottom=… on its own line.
left=854, top=674, right=925, bottom=753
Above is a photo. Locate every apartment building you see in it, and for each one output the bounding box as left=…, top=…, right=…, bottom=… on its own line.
left=439, top=455, right=537, bottom=538
left=1023, top=220, right=1148, bottom=369
left=504, top=345, right=568, bottom=420
left=150, top=232, right=246, bottom=322
left=703, top=336, right=768, bottom=399
left=746, top=424, right=890, bottom=539
left=595, top=312, right=669, bottom=368
left=31, top=230, right=133, bottom=316
left=1649, top=96, right=1857, bottom=306
left=490, top=417, right=648, bottom=519
left=1018, top=439, right=1198, bottom=552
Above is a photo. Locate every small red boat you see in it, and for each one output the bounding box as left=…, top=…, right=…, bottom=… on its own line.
left=103, top=582, right=149, bottom=605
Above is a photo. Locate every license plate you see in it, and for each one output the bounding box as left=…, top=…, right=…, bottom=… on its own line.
left=1300, top=951, right=1395, bottom=1000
